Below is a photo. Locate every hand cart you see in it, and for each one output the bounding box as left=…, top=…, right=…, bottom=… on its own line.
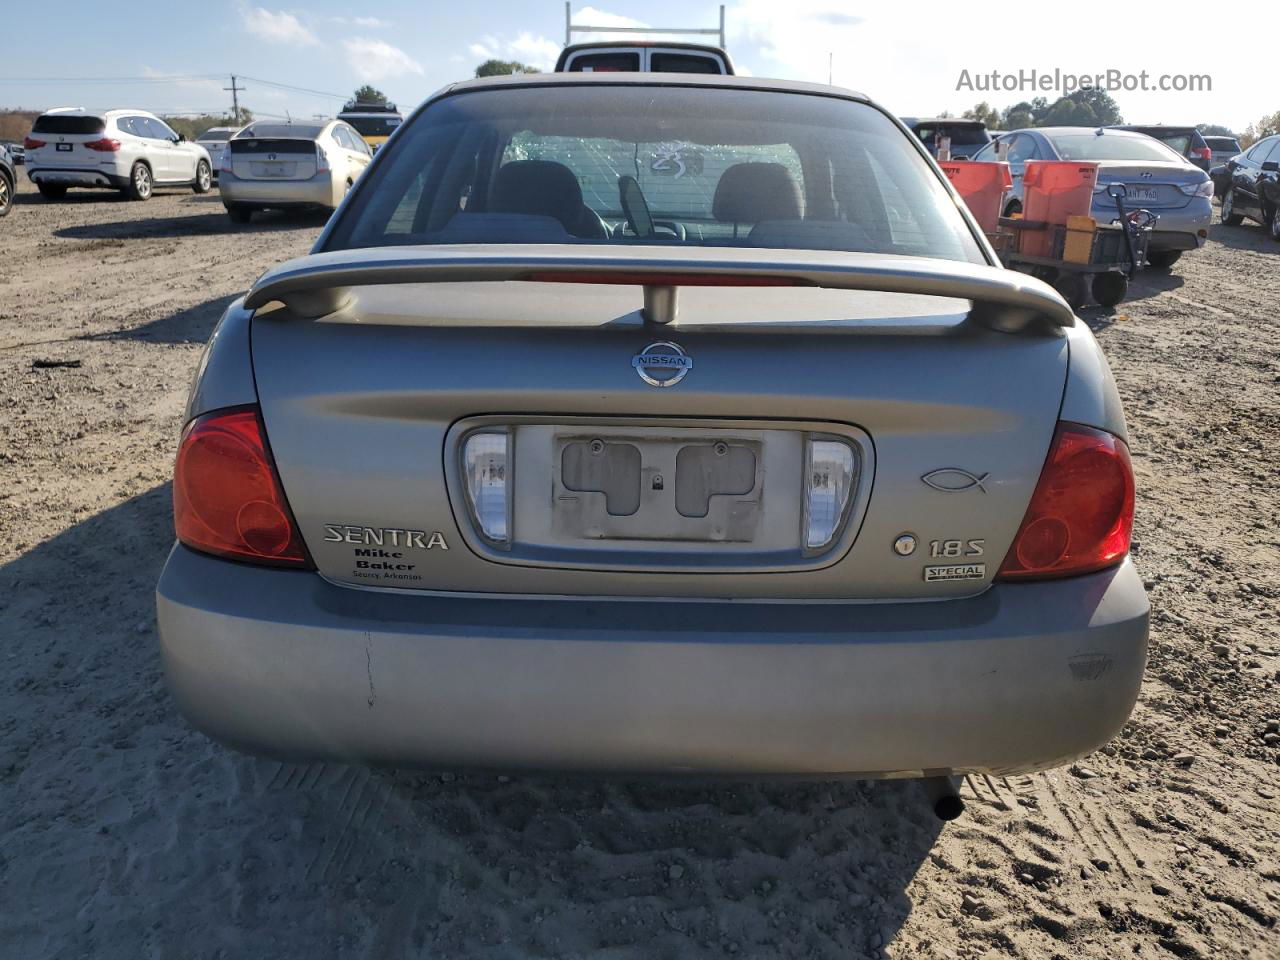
left=990, top=183, right=1158, bottom=310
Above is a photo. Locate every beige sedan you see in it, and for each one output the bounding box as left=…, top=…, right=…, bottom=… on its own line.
left=219, top=119, right=371, bottom=223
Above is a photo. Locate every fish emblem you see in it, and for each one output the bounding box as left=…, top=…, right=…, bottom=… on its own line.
left=921, top=469, right=989, bottom=493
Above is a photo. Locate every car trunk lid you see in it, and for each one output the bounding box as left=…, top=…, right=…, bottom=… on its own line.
left=26, top=115, right=107, bottom=169
left=247, top=246, right=1073, bottom=600
left=228, top=137, right=319, bottom=181
left=1094, top=162, right=1203, bottom=211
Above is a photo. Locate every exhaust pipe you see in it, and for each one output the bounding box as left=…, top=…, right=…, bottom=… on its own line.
left=921, top=775, right=965, bottom=821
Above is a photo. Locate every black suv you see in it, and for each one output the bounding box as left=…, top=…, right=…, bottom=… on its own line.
left=900, top=118, right=992, bottom=160
left=1108, top=125, right=1212, bottom=171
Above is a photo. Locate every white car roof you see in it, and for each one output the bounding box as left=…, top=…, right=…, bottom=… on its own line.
left=40, top=107, right=159, bottom=119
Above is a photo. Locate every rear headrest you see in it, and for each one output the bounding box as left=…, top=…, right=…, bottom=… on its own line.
left=712, top=162, right=803, bottom=223
left=491, top=160, right=585, bottom=225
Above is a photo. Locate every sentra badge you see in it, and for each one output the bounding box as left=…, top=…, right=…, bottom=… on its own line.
left=323, top=525, right=448, bottom=550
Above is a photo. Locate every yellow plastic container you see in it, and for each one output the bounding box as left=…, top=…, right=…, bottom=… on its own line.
left=1063, top=215, right=1098, bottom=264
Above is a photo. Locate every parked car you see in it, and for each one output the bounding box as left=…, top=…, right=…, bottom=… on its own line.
left=1204, top=135, right=1241, bottom=165
left=335, top=99, right=403, bottom=152
left=972, top=127, right=1213, bottom=269
left=0, top=143, right=14, bottom=217
left=158, top=73, right=1147, bottom=800
left=900, top=117, right=991, bottom=160
left=195, top=126, right=239, bottom=181
left=1107, top=125, right=1213, bottom=172
left=5, top=141, right=24, bottom=165
left=1218, top=134, right=1280, bottom=240
left=218, top=119, right=371, bottom=223
left=555, top=41, right=733, bottom=74
left=1209, top=162, right=1231, bottom=199
left=23, top=108, right=212, bottom=200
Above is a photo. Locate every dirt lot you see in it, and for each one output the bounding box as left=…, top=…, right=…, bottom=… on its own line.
left=1, top=175, right=1278, bottom=959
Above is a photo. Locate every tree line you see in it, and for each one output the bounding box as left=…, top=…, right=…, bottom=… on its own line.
left=955, top=90, right=1278, bottom=148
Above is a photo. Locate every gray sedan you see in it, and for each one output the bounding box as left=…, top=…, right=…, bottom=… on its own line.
left=972, top=127, right=1214, bottom=270
left=156, top=74, right=1147, bottom=814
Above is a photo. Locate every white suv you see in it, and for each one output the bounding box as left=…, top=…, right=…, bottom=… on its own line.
left=24, top=107, right=212, bottom=201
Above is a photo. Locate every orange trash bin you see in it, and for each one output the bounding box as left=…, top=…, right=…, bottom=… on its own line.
left=939, top=161, right=1012, bottom=235
left=1020, top=161, right=1099, bottom=257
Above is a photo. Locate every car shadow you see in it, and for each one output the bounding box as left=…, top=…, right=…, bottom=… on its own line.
left=1120, top=268, right=1185, bottom=302
left=78, top=292, right=239, bottom=345
left=1078, top=268, right=1185, bottom=334
left=1209, top=221, right=1279, bottom=253
left=12, top=186, right=207, bottom=207
left=0, top=485, right=946, bottom=958
left=54, top=206, right=328, bottom=240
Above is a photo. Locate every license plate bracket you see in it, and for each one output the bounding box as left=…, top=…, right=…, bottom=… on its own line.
left=56, top=143, right=72, bottom=152
left=553, top=434, right=764, bottom=543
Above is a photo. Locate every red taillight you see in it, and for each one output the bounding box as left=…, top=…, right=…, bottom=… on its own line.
left=1193, top=146, right=1212, bottom=162
left=83, top=138, right=122, bottom=152
left=996, top=422, right=1134, bottom=581
left=23, top=136, right=46, bottom=150
left=173, top=408, right=311, bottom=568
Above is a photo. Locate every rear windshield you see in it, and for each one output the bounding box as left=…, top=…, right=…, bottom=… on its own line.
left=913, top=125, right=989, bottom=148
left=229, top=138, right=318, bottom=154
left=1050, top=134, right=1184, bottom=163
left=565, top=52, right=642, bottom=72
left=1205, top=136, right=1240, bottom=152
left=32, top=115, right=105, bottom=135
left=650, top=52, right=725, bottom=74
left=343, top=115, right=403, bottom=137
left=325, top=85, right=984, bottom=263
left=1120, top=128, right=1199, bottom=154
left=234, top=123, right=323, bottom=140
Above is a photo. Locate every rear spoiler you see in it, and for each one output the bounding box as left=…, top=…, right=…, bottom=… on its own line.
left=244, top=245, right=1075, bottom=334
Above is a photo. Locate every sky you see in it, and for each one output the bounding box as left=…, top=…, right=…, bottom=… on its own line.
left=0, top=1, right=1271, bottom=133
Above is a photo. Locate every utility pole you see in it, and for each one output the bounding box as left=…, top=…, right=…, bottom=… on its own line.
left=224, top=74, right=243, bottom=121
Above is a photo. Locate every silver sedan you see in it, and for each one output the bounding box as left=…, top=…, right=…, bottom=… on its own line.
left=218, top=119, right=372, bottom=223
left=972, top=127, right=1213, bottom=271
left=157, top=75, right=1147, bottom=813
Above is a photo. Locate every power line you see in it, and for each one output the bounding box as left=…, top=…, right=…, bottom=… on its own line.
left=0, top=74, right=225, bottom=84
left=236, top=75, right=348, bottom=101
left=237, top=75, right=413, bottom=108
left=0, top=71, right=413, bottom=116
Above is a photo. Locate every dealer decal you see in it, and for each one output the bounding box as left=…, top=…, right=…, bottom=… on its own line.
left=322, top=524, right=448, bottom=584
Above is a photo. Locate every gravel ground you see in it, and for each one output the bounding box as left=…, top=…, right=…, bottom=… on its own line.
left=1, top=176, right=1278, bottom=959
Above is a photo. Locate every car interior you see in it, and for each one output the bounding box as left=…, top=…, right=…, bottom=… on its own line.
left=329, top=88, right=986, bottom=264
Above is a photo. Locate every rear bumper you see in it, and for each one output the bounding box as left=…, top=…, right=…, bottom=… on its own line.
left=27, top=165, right=128, bottom=189
left=1091, top=196, right=1211, bottom=251
left=218, top=170, right=335, bottom=208
left=156, top=546, right=1148, bottom=777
